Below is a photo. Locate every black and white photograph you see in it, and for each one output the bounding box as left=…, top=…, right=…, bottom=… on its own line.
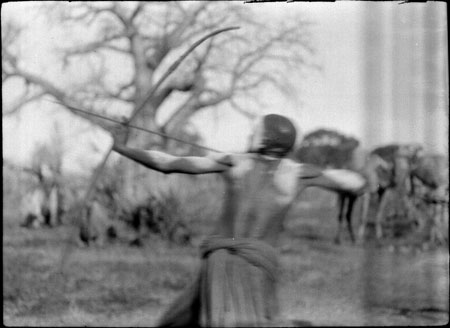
left=2, top=1, right=448, bottom=326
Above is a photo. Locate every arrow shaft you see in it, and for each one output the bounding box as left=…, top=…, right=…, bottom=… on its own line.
left=58, top=26, right=238, bottom=275
left=61, top=102, right=222, bottom=153
left=81, top=26, right=237, bottom=206
left=61, top=23, right=239, bottom=282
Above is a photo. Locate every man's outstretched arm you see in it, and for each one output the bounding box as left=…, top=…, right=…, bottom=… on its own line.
left=112, top=142, right=231, bottom=175
left=298, top=165, right=367, bottom=196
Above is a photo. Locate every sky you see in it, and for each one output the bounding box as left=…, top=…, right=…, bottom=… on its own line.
left=3, top=1, right=443, bottom=174
left=193, top=2, right=365, bottom=152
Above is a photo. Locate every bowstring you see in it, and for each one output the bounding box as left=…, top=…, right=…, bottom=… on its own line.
left=55, top=26, right=239, bottom=284
left=47, top=100, right=223, bottom=154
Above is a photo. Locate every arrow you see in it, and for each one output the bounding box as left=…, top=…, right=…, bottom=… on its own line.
left=50, top=99, right=222, bottom=153
left=57, top=26, right=239, bottom=275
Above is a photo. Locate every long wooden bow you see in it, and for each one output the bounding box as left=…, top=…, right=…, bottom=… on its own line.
left=58, top=26, right=239, bottom=275
left=49, top=101, right=223, bottom=153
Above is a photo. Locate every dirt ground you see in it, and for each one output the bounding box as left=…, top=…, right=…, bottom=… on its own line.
left=3, top=204, right=449, bottom=327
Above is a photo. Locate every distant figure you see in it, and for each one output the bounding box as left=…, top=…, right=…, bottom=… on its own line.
left=112, top=114, right=366, bottom=327
left=369, top=143, right=423, bottom=200
left=20, top=163, right=62, bottom=228
left=410, top=153, right=449, bottom=244
left=77, top=198, right=118, bottom=247
left=20, top=188, right=49, bottom=228
left=410, top=153, right=448, bottom=197
left=365, top=143, right=423, bottom=239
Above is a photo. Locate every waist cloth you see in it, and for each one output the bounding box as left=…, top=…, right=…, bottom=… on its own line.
left=157, top=236, right=280, bottom=327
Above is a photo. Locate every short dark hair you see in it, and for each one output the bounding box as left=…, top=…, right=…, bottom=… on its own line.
left=259, top=114, right=297, bottom=157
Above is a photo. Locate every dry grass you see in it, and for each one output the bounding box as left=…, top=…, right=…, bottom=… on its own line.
left=3, top=187, right=449, bottom=327
left=3, top=220, right=198, bottom=326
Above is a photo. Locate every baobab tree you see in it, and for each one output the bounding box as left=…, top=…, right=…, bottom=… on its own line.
left=3, top=2, right=317, bottom=215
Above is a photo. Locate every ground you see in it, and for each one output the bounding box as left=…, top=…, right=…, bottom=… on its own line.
left=3, top=203, right=449, bottom=326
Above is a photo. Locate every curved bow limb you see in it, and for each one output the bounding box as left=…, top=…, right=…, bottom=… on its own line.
left=58, top=26, right=240, bottom=275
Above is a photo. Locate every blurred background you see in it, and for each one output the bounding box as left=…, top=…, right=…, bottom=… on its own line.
left=2, top=1, right=448, bottom=326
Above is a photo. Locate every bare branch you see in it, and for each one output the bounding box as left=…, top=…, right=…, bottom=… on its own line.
left=166, top=2, right=211, bottom=48
left=62, top=33, right=130, bottom=60
left=5, top=1, right=317, bottom=153
left=3, top=59, right=123, bottom=132
left=107, top=80, right=136, bottom=102
left=7, top=67, right=66, bottom=102
left=60, top=3, right=128, bottom=28
left=162, top=87, right=233, bottom=134
left=129, top=2, right=145, bottom=23
left=3, top=91, right=46, bottom=117
left=197, top=90, right=233, bottom=109
left=229, top=99, right=257, bottom=120
left=3, top=160, right=43, bottom=181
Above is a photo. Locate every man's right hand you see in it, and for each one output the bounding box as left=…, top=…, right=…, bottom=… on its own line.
left=111, top=123, right=130, bottom=146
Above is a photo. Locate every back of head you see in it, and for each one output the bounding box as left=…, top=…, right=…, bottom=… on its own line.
left=249, top=114, right=297, bottom=157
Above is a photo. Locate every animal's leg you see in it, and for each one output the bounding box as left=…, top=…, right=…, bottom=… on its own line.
left=357, top=192, right=370, bottom=243
left=346, top=195, right=357, bottom=244
left=375, top=189, right=389, bottom=239
left=77, top=235, right=88, bottom=248
left=436, top=203, right=445, bottom=244
left=34, top=212, right=45, bottom=228
left=409, top=175, right=417, bottom=198
left=42, top=205, right=51, bottom=227
left=96, top=229, right=106, bottom=247
left=21, top=214, right=37, bottom=228
left=441, top=203, right=449, bottom=244
left=430, top=202, right=447, bottom=245
left=49, top=187, right=59, bottom=227
left=428, top=204, right=438, bottom=245
left=334, top=193, right=346, bottom=244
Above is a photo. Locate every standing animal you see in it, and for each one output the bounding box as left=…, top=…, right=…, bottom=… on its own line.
left=334, top=143, right=423, bottom=244
left=409, top=153, right=449, bottom=244
left=334, top=153, right=391, bottom=244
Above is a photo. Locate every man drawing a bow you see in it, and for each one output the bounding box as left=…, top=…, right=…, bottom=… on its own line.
left=112, top=113, right=366, bottom=327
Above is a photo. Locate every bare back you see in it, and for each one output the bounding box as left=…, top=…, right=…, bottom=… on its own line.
left=215, top=153, right=303, bottom=246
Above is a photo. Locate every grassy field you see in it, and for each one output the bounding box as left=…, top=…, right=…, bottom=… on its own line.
left=3, top=200, right=449, bottom=326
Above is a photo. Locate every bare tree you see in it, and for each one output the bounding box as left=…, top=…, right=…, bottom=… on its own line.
left=3, top=2, right=317, bottom=213
left=3, top=2, right=316, bottom=141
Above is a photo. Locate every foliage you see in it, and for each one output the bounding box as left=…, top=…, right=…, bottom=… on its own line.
left=295, top=128, right=360, bottom=168
left=119, top=173, right=224, bottom=245
left=3, top=165, right=37, bottom=212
